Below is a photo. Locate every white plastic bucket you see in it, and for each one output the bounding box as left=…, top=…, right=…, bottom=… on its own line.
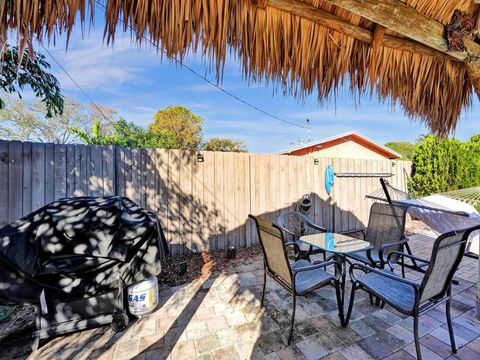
left=127, top=276, right=159, bottom=317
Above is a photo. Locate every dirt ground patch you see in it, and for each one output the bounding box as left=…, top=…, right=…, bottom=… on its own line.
left=159, top=245, right=263, bottom=287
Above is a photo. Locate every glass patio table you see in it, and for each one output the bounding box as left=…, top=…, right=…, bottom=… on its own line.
left=299, top=232, right=373, bottom=325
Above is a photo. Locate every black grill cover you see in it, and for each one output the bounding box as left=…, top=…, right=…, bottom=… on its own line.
left=0, top=196, right=168, bottom=304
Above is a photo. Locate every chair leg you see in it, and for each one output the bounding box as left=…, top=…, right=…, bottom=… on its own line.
left=446, top=297, right=457, bottom=353
left=344, top=282, right=357, bottom=327
left=261, top=271, right=267, bottom=306
left=288, top=294, right=296, bottom=345
left=369, top=293, right=374, bottom=305
left=334, top=280, right=344, bottom=326
left=401, top=255, right=406, bottom=279
left=414, top=315, right=422, bottom=360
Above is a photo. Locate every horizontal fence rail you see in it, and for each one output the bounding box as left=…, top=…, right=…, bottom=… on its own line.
left=0, top=140, right=411, bottom=256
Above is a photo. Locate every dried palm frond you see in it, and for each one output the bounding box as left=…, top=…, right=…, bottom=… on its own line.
left=1, top=0, right=477, bottom=136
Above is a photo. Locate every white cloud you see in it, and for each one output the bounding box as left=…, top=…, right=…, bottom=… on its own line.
left=43, top=33, right=159, bottom=91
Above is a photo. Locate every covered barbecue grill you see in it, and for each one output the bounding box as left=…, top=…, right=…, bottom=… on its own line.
left=0, top=196, right=168, bottom=347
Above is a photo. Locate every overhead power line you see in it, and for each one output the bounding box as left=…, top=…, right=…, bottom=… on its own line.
left=41, top=44, right=113, bottom=123
left=93, top=0, right=306, bottom=129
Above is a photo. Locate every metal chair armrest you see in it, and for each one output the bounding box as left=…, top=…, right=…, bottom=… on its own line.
left=303, top=217, right=327, bottom=232
left=280, top=227, right=295, bottom=237
left=379, top=239, right=409, bottom=266
left=386, top=251, right=430, bottom=270
left=339, top=228, right=366, bottom=239
left=293, top=259, right=337, bottom=274
left=349, top=263, right=419, bottom=288
left=285, top=241, right=301, bottom=254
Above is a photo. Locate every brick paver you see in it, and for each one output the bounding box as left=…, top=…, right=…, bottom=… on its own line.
left=27, top=233, right=480, bottom=360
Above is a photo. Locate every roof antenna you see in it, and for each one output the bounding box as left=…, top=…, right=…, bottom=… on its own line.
left=306, top=118, right=311, bottom=143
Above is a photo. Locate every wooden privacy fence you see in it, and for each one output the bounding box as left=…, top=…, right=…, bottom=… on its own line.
left=0, top=140, right=411, bottom=256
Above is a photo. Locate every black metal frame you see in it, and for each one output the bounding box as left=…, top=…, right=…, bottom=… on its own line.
left=343, top=224, right=480, bottom=360
left=341, top=202, right=409, bottom=277
left=277, top=211, right=327, bottom=261
left=31, top=283, right=128, bottom=350
left=249, top=214, right=343, bottom=344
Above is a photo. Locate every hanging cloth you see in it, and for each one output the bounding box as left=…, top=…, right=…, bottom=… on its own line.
left=325, top=165, right=335, bottom=195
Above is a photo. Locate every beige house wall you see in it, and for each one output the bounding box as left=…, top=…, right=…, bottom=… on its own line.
left=310, top=140, right=388, bottom=160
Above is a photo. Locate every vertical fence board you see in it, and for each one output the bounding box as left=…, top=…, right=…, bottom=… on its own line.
left=115, top=147, right=126, bottom=197
left=8, top=141, right=23, bottom=223
left=75, top=144, right=87, bottom=196
left=156, top=149, right=169, bottom=241
left=191, top=153, right=204, bottom=252
left=203, top=152, right=216, bottom=250
left=214, top=152, right=226, bottom=249
left=0, top=141, right=9, bottom=227
left=167, top=150, right=181, bottom=255
left=45, top=143, right=55, bottom=205
left=54, top=144, right=67, bottom=200
left=124, top=148, right=133, bottom=200
left=225, top=153, right=236, bottom=248
left=312, top=158, right=322, bottom=226
left=353, top=159, right=362, bottom=229
left=346, top=158, right=355, bottom=230
left=140, top=150, right=147, bottom=208
left=130, top=149, right=142, bottom=205
left=145, top=149, right=156, bottom=212
left=103, top=145, right=115, bottom=196
left=31, top=143, right=45, bottom=212
left=22, top=142, right=32, bottom=216
left=179, top=152, right=194, bottom=254
left=249, top=154, right=258, bottom=245
left=89, top=145, right=103, bottom=197
left=234, top=153, right=248, bottom=248
left=66, top=144, right=75, bottom=198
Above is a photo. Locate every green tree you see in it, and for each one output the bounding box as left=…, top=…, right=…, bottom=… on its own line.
left=1, top=46, right=63, bottom=117
left=69, top=118, right=163, bottom=148
left=384, top=141, right=416, bottom=159
left=69, top=120, right=114, bottom=145
left=202, top=138, right=248, bottom=152
left=149, top=106, right=203, bottom=150
left=111, top=118, right=157, bottom=148
left=0, top=96, right=91, bottom=143
left=410, top=135, right=480, bottom=196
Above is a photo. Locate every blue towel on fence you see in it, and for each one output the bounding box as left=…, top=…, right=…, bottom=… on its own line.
left=325, top=165, right=335, bottom=195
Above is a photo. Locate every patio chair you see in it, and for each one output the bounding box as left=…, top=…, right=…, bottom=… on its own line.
left=248, top=214, right=342, bottom=344
left=277, top=211, right=326, bottom=261
left=342, top=203, right=408, bottom=275
left=344, top=224, right=480, bottom=360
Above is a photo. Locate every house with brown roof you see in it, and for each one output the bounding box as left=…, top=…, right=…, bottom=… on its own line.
left=277, top=131, right=401, bottom=161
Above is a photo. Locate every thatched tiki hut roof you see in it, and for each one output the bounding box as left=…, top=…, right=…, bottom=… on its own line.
left=2, top=0, right=480, bottom=135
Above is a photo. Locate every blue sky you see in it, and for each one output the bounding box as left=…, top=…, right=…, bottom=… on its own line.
left=33, top=9, right=480, bottom=153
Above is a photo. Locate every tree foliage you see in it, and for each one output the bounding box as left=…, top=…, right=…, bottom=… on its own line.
left=410, top=135, right=480, bottom=196
left=202, top=137, right=248, bottom=152
left=0, top=96, right=92, bottom=143
left=1, top=96, right=249, bottom=152
left=1, top=46, right=63, bottom=117
left=384, top=141, right=416, bottom=159
left=149, top=106, right=203, bottom=150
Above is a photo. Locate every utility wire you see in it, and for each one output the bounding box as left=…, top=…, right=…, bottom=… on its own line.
left=41, top=43, right=113, bottom=123
left=94, top=0, right=306, bottom=129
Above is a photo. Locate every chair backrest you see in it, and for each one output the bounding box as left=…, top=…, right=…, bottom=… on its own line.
left=419, top=224, right=480, bottom=303
left=249, top=214, right=293, bottom=288
left=277, top=211, right=320, bottom=243
left=365, top=203, right=408, bottom=254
